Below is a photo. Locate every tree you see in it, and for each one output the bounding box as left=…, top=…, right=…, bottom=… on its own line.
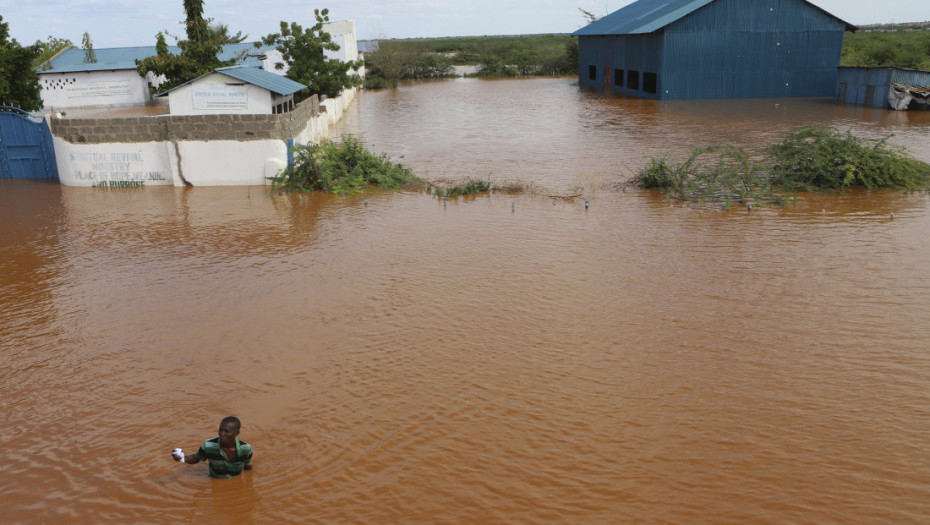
left=33, top=35, right=74, bottom=70
left=208, top=23, right=248, bottom=44
left=579, top=8, right=600, bottom=25
left=82, top=32, right=97, bottom=64
left=0, top=16, right=42, bottom=111
left=260, top=8, right=362, bottom=101
left=135, top=0, right=237, bottom=93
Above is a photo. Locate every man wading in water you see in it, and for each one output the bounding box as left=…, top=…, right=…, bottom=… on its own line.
left=171, top=416, right=253, bottom=478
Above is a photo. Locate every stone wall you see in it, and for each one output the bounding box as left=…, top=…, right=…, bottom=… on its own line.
left=50, top=95, right=321, bottom=144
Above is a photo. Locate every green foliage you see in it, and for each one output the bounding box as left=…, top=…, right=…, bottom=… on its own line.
left=0, top=16, right=42, bottom=111
left=260, top=9, right=363, bottom=101
left=766, top=124, right=930, bottom=191
left=364, top=34, right=577, bottom=84
left=81, top=32, right=97, bottom=64
left=841, top=30, right=930, bottom=70
left=33, top=35, right=74, bottom=70
left=135, top=0, right=237, bottom=94
left=637, top=144, right=781, bottom=207
left=634, top=125, right=930, bottom=206
left=429, top=178, right=492, bottom=197
left=271, top=137, right=421, bottom=195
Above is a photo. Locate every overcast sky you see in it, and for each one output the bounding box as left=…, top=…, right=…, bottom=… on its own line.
left=3, top=0, right=928, bottom=48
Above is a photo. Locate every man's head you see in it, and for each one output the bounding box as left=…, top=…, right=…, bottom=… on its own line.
left=218, top=416, right=241, bottom=447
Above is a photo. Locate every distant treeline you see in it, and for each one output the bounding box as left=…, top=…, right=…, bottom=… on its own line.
left=364, top=34, right=577, bottom=88
left=363, top=29, right=930, bottom=89
left=841, top=30, right=930, bottom=70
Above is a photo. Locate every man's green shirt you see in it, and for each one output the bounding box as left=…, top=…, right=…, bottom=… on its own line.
left=194, top=437, right=253, bottom=478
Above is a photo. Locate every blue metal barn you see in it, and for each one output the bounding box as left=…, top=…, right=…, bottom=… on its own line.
left=573, top=0, right=855, bottom=100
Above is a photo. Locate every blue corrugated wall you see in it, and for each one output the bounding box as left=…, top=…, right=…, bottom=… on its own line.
left=578, top=0, right=847, bottom=100
left=837, top=67, right=930, bottom=108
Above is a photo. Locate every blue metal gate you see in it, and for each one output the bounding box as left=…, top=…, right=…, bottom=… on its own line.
left=0, top=106, right=59, bottom=181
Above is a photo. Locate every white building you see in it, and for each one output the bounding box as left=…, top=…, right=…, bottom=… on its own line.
left=159, top=65, right=307, bottom=116
left=38, top=44, right=277, bottom=111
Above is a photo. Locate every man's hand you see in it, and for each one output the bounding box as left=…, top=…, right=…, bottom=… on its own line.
left=172, top=448, right=185, bottom=462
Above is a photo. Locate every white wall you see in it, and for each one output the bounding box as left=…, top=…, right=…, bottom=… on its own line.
left=167, top=72, right=274, bottom=115
left=323, top=21, right=359, bottom=63
left=52, top=139, right=177, bottom=187
left=39, top=70, right=152, bottom=110
left=53, top=137, right=290, bottom=187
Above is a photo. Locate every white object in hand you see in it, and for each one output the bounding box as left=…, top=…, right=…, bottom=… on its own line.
left=173, top=448, right=185, bottom=463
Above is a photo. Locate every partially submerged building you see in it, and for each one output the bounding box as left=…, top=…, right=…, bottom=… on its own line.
left=573, top=0, right=855, bottom=100
left=837, top=66, right=930, bottom=110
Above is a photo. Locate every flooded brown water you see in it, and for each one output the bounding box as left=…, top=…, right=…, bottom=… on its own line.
left=3, top=77, right=930, bottom=524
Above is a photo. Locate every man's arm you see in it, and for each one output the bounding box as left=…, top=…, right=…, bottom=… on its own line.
left=171, top=448, right=203, bottom=464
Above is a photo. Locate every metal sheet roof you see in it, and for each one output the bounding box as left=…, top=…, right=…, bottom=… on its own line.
left=571, top=0, right=855, bottom=36
left=41, top=42, right=277, bottom=73
left=156, top=65, right=307, bottom=97
left=213, top=66, right=307, bottom=95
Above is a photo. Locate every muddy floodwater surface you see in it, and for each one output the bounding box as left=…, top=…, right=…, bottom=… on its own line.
left=3, top=77, right=930, bottom=523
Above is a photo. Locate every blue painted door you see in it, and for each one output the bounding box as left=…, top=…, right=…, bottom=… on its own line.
left=0, top=106, right=59, bottom=181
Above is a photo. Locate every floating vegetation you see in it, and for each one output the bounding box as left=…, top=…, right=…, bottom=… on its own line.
left=632, top=124, right=930, bottom=207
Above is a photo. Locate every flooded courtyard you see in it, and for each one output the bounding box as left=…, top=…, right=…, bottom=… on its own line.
left=3, top=77, right=930, bottom=523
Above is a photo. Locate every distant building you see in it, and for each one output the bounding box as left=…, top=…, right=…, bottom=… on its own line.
left=573, top=0, right=856, bottom=100
left=38, top=44, right=275, bottom=111
left=38, top=20, right=362, bottom=111
left=358, top=40, right=380, bottom=54
left=837, top=66, right=930, bottom=110
left=157, top=65, right=307, bottom=116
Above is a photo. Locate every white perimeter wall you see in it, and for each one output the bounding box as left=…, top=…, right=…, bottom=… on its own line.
left=39, top=70, right=152, bottom=110
left=53, top=137, right=289, bottom=187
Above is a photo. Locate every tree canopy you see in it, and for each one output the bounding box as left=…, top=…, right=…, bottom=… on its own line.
left=135, top=0, right=238, bottom=94
left=0, top=16, right=42, bottom=111
left=260, top=9, right=362, bottom=101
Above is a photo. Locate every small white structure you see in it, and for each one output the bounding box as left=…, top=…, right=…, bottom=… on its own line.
left=323, top=20, right=359, bottom=63
left=159, top=65, right=307, bottom=116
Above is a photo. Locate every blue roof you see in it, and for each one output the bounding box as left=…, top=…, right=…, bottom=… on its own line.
left=41, top=42, right=277, bottom=73
left=213, top=66, right=307, bottom=95
left=572, top=0, right=855, bottom=36
left=358, top=40, right=380, bottom=53
left=156, top=65, right=307, bottom=97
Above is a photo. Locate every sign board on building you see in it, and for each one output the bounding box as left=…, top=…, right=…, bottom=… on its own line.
left=192, top=83, right=248, bottom=110
left=66, top=80, right=131, bottom=98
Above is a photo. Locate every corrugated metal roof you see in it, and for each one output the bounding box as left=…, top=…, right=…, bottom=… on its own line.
left=358, top=40, right=380, bottom=53
left=41, top=42, right=277, bottom=73
left=214, top=66, right=307, bottom=95
left=156, top=65, right=307, bottom=97
left=572, top=0, right=855, bottom=36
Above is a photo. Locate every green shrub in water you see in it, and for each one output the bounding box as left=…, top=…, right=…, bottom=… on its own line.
left=271, top=137, right=421, bottom=195
left=636, top=143, right=782, bottom=208
left=429, top=178, right=492, bottom=197
left=635, top=124, right=930, bottom=206
left=766, top=123, right=930, bottom=192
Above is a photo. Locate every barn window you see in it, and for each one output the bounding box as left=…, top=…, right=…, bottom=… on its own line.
left=614, top=70, right=624, bottom=87
left=588, top=65, right=597, bottom=81
left=643, top=72, right=657, bottom=94
left=627, top=70, right=640, bottom=90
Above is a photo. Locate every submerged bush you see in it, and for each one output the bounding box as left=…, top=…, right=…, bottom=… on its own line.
left=766, top=123, right=930, bottom=192
left=271, top=137, right=421, bottom=194
left=429, top=178, right=492, bottom=197
left=635, top=144, right=782, bottom=208
left=634, top=124, right=930, bottom=206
